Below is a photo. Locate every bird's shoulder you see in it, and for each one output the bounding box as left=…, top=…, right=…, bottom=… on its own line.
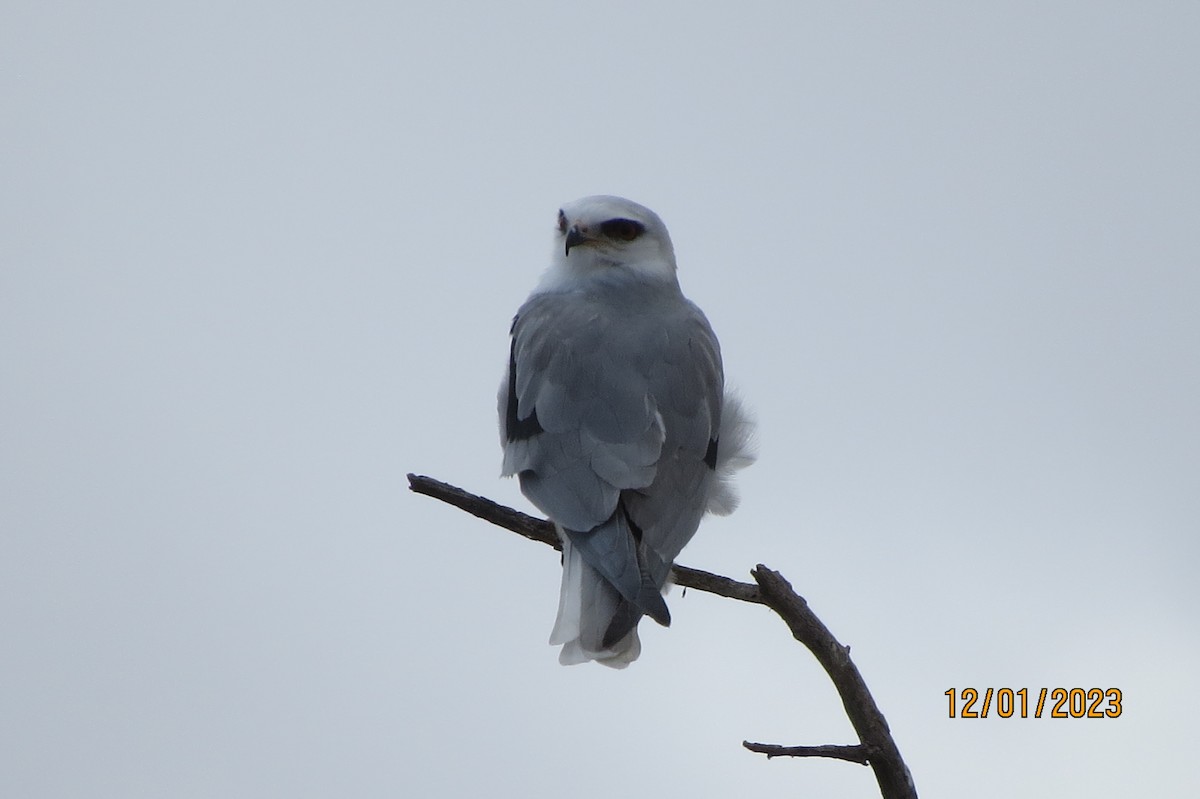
left=513, top=280, right=709, bottom=342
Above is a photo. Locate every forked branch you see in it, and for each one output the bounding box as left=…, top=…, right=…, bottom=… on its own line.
left=407, top=473, right=917, bottom=799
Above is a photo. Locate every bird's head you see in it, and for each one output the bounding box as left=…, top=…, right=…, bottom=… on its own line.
left=539, top=196, right=678, bottom=290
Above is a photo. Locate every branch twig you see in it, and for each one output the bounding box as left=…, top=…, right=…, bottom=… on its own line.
left=742, top=742, right=875, bottom=765
left=407, top=473, right=917, bottom=799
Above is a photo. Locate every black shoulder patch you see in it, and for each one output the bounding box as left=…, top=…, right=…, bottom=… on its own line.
left=505, top=337, right=543, bottom=442
left=704, top=437, right=719, bottom=470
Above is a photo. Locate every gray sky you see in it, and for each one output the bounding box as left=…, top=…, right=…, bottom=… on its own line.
left=3, top=2, right=1197, bottom=796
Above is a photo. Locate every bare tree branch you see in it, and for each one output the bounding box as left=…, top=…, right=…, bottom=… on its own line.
left=748, top=565, right=917, bottom=798
left=407, top=474, right=763, bottom=603
left=407, top=473, right=917, bottom=799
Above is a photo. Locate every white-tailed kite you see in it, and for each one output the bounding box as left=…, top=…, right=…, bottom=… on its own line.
left=499, top=195, right=754, bottom=667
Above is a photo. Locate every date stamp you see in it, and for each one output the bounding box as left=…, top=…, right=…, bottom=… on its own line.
left=945, top=688, right=1123, bottom=718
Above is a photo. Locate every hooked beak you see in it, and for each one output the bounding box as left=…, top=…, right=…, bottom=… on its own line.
left=564, top=225, right=587, bottom=256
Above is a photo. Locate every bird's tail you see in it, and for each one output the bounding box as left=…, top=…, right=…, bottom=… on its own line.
left=548, top=515, right=669, bottom=668
left=549, top=536, right=641, bottom=667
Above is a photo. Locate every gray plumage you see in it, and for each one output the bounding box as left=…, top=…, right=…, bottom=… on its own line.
left=499, top=196, right=753, bottom=667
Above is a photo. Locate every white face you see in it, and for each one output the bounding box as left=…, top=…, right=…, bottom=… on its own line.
left=542, top=195, right=678, bottom=288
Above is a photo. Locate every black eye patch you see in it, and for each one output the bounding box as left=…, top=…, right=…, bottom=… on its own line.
left=600, top=218, right=645, bottom=242
left=557, top=210, right=567, bottom=233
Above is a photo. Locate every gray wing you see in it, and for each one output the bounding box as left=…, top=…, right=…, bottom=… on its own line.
left=499, top=284, right=723, bottom=643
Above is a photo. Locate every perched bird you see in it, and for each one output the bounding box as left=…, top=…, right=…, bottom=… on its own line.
left=499, top=196, right=754, bottom=667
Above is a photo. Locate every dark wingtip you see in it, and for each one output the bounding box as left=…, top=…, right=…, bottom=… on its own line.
left=600, top=590, right=670, bottom=649
left=602, top=602, right=641, bottom=649
left=640, top=587, right=671, bottom=627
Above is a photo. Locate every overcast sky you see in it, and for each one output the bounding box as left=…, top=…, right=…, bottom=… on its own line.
left=3, top=2, right=1198, bottom=797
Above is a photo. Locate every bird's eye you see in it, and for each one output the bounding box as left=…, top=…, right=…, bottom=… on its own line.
left=556, top=210, right=567, bottom=233
left=600, top=219, right=644, bottom=242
